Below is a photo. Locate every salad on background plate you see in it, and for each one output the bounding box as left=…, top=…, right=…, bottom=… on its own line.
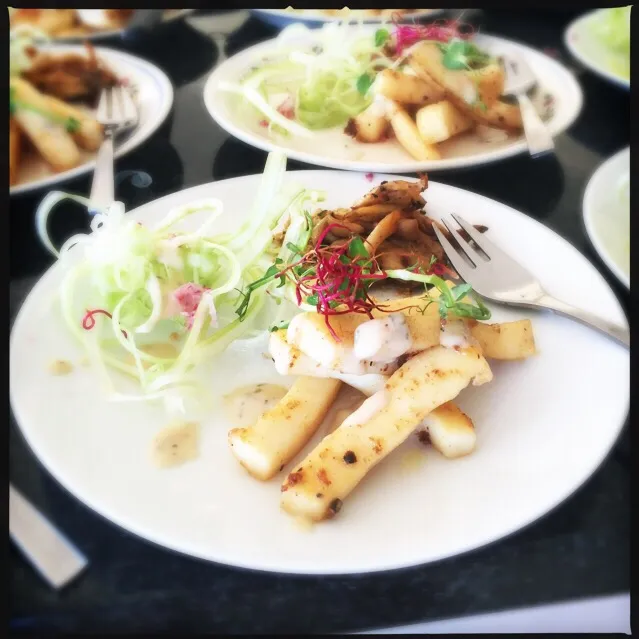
left=565, top=6, right=631, bottom=88
left=205, top=17, right=583, bottom=172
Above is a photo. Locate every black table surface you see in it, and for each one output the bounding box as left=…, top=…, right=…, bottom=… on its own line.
left=9, top=9, right=630, bottom=635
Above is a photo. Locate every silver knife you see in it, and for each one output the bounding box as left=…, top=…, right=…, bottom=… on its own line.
left=9, top=484, right=88, bottom=589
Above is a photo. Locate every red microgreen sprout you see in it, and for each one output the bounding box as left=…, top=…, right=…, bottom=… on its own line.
left=82, top=309, right=128, bottom=338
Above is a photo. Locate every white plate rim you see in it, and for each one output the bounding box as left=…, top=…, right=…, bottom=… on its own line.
left=564, top=9, right=630, bottom=90
left=10, top=45, right=174, bottom=197
left=582, top=147, right=630, bottom=289
left=203, top=30, right=584, bottom=173
left=9, top=171, right=629, bottom=575
left=251, top=8, right=446, bottom=24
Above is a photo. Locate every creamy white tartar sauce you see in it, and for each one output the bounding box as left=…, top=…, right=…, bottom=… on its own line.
left=439, top=319, right=472, bottom=349
left=353, top=313, right=412, bottom=363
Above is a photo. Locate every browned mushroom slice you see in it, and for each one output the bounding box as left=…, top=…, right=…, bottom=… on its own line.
left=365, top=210, right=402, bottom=255
left=396, top=218, right=420, bottom=240
left=351, top=176, right=428, bottom=209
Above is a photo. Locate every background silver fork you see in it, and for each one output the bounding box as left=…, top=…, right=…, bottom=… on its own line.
left=502, top=52, right=555, bottom=158
left=88, top=85, right=139, bottom=215
left=433, top=214, right=629, bottom=347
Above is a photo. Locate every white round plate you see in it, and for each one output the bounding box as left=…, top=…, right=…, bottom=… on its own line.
left=252, top=8, right=445, bottom=28
left=204, top=30, right=583, bottom=173
left=583, top=147, right=630, bottom=288
left=10, top=45, right=173, bottom=197
left=10, top=171, right=629, bottom=574
left=564, top=9, right=630, bottom=90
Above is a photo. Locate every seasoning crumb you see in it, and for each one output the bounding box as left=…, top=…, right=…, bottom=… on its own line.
left=169, top=332, right=180, bottom=342
left=152, top=421, right=199, bottom=468
left=343, top=450, right=357, bottom=464
left=48, top=359, right=73, bottom=376
left=327, top=498, right=343, bottom=517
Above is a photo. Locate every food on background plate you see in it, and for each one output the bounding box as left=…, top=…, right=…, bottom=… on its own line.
left=21, top=43, right=119, bottom=101
left=10, top=9, right=135, bottom=38
left=9, top=35, right=119, bottom=187
left=219, top=19, right=550, bottom=162
left=590, top=6, right=631, bottom=82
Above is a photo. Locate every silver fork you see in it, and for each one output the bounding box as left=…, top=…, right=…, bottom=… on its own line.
left=502, top=52, right=555, bottom=158
left=433, top=214, right=629, bottom=348
left=89, top=85, right=139, bottom=215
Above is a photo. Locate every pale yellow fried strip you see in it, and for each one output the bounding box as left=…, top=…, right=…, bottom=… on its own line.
left=228, top=377, right=342, bottom=481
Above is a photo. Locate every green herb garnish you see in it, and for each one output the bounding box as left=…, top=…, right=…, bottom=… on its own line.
left=356, top=73, right=374, bottom=96
left=440, top=39, right=492, bottom=71
left=374, top=28, right=390, bottom=47
left=65, top=117, right=80, bottom=133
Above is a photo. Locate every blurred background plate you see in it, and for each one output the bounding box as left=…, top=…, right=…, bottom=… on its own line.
left=564, top=8, right=630, bottom=89
left=582, top=147, right=630, bottom=288
left=204, top=30, right=583, bottom=174
left=9, top=9, right=195, bottom=42
left=10, top=45, right=174, bottom=197
left=251, top=8, right=446, bottom=29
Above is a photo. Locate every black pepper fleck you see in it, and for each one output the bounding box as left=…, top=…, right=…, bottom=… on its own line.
left=343, top=451, right=357, bottom=464
left=328, top=498, right=343, bottom=516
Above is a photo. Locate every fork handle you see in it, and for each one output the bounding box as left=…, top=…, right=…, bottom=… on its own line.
left=517, top=93, right=555, bottom=158
left=88, top=129, right=115, bottom=215
left=532, top=294, right=629, bottom=348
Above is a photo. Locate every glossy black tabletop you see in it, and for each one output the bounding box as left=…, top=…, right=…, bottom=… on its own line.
left=9, top=9, right=630, bottom=635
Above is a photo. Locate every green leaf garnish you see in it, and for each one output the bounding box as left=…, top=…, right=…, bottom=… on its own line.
left=286, top=241, right=304, bottom=256
left=347, top=235, right=369, bottom=259
left=269, top=321, right=290, bottom=332
left=236, top=264, right=283, bottom=320
left=374, top=28, right=390, bottom=47
left=450, top=283, right=472, bottom=301
left=441, top=39, right=492, bottom=71
left=356, top=73, right=374, bottom=96
left=65, top=117, right=80, bottom=133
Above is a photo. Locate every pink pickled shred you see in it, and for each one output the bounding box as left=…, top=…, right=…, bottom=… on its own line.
left=393, top=19, right=474, bottom=55
left=169, top=283, right=217, bottom=330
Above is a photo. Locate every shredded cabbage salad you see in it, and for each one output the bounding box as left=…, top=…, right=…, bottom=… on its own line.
left=36, top=152, right=324, bottom=413
left=591, top=6, right=631, bottom=80
left=218, top=21, right=396, bottom=136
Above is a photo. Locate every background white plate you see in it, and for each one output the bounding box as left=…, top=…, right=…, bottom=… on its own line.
left=252, top=8, right=445, bottom=29
left=10, top=171, right=629, bottom=575
left=10, top=45, right=174, bottom=197
left=564, top=9, right=630, bottom=90
left=583, top=147, right=630, bottom=288
left=32, top=9, right=195, bottom=42
left=204, top=31, right=583, bottom=173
